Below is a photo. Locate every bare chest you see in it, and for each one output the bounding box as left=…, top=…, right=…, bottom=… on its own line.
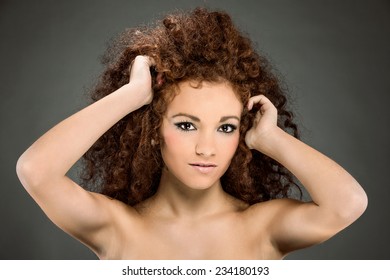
left=112, top=215, right=279, bottom=259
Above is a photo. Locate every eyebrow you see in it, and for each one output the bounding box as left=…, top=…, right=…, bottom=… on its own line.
left=171, top=113, right=240, bottom=123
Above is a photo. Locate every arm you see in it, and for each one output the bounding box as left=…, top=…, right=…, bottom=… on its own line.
left=245, top=95, right=368, bottom=254
left=16, top=56, right=155, bottom=255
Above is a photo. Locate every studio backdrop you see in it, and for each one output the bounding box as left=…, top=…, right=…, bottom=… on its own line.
left=1, top=0, right=389, bottom=259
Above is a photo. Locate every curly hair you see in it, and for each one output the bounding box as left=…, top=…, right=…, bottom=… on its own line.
left=81, top=7, right=301, bottom=206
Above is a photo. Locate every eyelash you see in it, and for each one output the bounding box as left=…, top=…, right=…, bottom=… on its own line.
left=174, top=122, right=237, bottom=134
left=175, top=122, right=196, bottom=132
left=219, top=123, right=238, bottom=133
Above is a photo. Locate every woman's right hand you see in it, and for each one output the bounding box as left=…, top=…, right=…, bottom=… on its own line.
left=128, top=55, right=156, bottom=106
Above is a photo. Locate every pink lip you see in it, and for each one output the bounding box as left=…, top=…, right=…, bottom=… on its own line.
left=189, top=163, right=217, bottom=174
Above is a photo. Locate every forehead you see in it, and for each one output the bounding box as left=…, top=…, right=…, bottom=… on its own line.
left=166, top=81, right=243, bottom=117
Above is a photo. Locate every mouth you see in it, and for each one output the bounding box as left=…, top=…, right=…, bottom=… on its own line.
left=189, top=163, right=217, bottom=167
left=189, top=163, right=217, bottom=174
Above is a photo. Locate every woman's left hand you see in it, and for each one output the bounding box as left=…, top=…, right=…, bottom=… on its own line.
left=245, top=95, right=279, bottom=150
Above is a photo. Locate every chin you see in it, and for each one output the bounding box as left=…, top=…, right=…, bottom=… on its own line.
left=163, top=166, right=223, bottom=191
left=180, top=178, right=221, bottom=191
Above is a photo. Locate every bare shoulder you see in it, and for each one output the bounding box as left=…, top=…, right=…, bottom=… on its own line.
left=243, top=198, right=335, bottom=255
left=94, top=192, right=139, bottom=217
left=240, top=198, right=303, bottom=239
left=225, top=198, right=301, bottom=259
left=244, top=198, right=301, bottom=219
left=85, top=192, right=141, bottom=259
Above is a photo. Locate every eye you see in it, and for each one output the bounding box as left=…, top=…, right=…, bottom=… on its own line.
left=218, top=124, right=237, bottom=133
left=174, top=122, right=196, bottom=131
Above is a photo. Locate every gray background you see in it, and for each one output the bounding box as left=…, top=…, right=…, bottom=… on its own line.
left=1, top=0, right=389, bottom=259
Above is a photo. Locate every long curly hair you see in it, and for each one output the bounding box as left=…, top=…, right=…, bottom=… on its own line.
left=81, top=7, right=301, bottom=206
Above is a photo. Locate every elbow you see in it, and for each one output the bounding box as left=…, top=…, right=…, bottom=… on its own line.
left=338, top=183, right=368, bottom=226
left=353, top=186, right=368, bottom=219
left=16, top=154, right=48, bottom=192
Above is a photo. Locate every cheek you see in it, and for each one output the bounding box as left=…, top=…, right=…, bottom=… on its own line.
left=163, top=130, right=182, bottom=149
left=162, top=129, right=178, bottom=147
left=219, top=134, right=240, bottom=159
left=161, top=128, right=191, bottom=156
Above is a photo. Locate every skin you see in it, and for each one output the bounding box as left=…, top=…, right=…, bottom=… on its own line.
left=16, top=56, right=368, bottom=259
left=159, top=81, right=241, bottom=193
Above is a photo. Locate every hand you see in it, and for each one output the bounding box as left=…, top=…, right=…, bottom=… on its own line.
left=128, top=55, right=156, bottom=106
left=245, top=95, right=279, bottom=150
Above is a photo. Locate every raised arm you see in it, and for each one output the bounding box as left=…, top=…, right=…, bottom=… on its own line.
left=245, top=95, right=368, bottom=255
left=16, top=56, right=155, bottom=255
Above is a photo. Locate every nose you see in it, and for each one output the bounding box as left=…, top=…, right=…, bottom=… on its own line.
left=195, top=132, right=216, bottom=157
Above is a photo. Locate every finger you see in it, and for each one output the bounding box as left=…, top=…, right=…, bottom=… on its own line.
left=139, top=55, right=156, bottom=68
left=130, top=55, right=156, bottom=71
left=139, top=55, right=156, bottom=67
left=252, top=110, right=262, bottom=126
left=129, top=60, right=135, bottom=73
left=247, top=95, right=269, bottom=110
left=147, top=56, right=156, bottom=66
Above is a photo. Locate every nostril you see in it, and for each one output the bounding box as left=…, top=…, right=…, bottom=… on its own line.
left=195, top=143, right=216, bottom=157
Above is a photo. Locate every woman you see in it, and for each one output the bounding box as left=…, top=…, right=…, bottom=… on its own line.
left=16, top=8, right=367, bottom=259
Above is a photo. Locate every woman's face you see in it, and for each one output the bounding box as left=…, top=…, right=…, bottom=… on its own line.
left=160, top=81, right=242, bottom=190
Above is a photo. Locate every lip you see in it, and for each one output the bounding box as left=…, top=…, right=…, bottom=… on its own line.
left=189, top=162, right=217, bottom=174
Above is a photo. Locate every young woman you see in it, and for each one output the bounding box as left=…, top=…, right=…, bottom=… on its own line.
left=16, top=8, right=367, bottom=259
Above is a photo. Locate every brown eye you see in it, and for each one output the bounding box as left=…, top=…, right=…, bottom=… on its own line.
left=218, top=124, right=237, bottom=133
left=175, top=122, right=196, bottom=131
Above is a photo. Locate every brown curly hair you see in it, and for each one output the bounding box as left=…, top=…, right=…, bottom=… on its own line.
left=81, top=7, right=301, bottom=206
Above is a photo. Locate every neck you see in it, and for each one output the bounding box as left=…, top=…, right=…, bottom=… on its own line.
left=152, top=168, right=231, bottom=219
